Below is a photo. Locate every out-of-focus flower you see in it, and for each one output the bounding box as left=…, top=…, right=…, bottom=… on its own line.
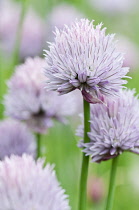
left=0, top=0, right=20, bottom=54
left=4, top=57, right=77, bottom=133
left=44, top=19, right=129, bottom=103
left=0, top=154, right=70, bottom=210
left=87, top=176, right=105, bottom=203
left=77, top=89, right=139, bottom=162
left=46, top=3, right=83, bottom=42
left=0, top=0, right=45, bottom=59
left=90, top=0, right=137, bottom=15
left=117, top=36, right=139, bottom=70
left=20, top=9, right=45, bottom=59
left=0, top=119, right=35, bottom=159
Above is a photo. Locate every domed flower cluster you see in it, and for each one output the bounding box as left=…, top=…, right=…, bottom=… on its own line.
left=44, top=19, right=129, bottom=103
left=0, top=119, right=35, bottom=159
left=0, top=155, right=70, bottom=210
left=77, top=89, right=139, bottom=162
left=4, top=57, right=77, bottom=133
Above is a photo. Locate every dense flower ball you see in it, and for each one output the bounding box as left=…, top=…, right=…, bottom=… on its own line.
left=0, top=119, right=35, bottom=159
left=0, top=0, right=45, bottom=59
left=44, top=19, right=129, bottom=103
left=4, top=57, right=77, bottom=133
left=77, top=89, right=139, bottom=162
left=0, top=155, right=70, bottom=210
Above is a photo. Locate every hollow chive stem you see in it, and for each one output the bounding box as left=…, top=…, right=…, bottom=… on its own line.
left=78, top=99, right=90, bottom=210
left=105, top=156, right=119, bottom=210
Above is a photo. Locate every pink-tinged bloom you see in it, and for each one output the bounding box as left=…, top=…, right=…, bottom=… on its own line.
left=0, top=119, right=35, bottom=159
left=0, top=155, right=70, bottom=210
left=77, top=89, right=139, bottom=162
left=91, top=0, right=137, bottom=15
left=87, top=176, right=105, bottom=203
left=44, top=19, right=129, bottom=103
left=0, top=0, right=45, bottom=59
left=4, top=57, right=77, bottom=133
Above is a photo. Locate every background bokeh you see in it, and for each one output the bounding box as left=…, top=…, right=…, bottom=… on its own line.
left=0, top=0, right=139, bottom=209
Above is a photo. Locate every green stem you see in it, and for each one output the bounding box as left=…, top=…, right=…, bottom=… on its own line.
left=78, top=99, right=90, bottom=210
left=36, top=133, right=41, bottom=159
left=10, top=0, right=28, bottom=68
left=105, top=156, right=119, bottom=210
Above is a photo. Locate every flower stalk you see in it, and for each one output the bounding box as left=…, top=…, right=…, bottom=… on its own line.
left=11, top=0, right=28, bottom=68
left=78, top=99, right=90, bottom=210
left=105, top=156, right=119, bottom=210
left=36, top=133, right=41, bottom=158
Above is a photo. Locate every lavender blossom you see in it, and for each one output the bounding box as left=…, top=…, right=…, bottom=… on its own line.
left=4, top=57, right=77, bottom=133
left=0, top=155, right=70, bottom=210
left=44, top=19, right=129, bottom=103
left=0, top=0, right=45, bottom=59
left=0, top=119, right=35, bottom=159
left=77, top=89, right=139, bottom=162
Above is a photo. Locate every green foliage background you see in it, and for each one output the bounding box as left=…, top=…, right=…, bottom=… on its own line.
left=1, top=0, right=139, bottom=209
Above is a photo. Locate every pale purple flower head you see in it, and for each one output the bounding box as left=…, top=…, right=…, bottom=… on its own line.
left=0, top=0, right=45, bottom=59
left=0, top=119, right=36, bottom=159
left=90, top=0, right=137, bottom=15
left=77, top=89, right=139, bottom=162
left=0, top=155, right=70, bottom=210
left=44, top=19, right=129, bottom=103
left=4, top=57, right=77, bottom=133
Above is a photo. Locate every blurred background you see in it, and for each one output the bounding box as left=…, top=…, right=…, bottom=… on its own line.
left=0, top=0, right=139, bottom=209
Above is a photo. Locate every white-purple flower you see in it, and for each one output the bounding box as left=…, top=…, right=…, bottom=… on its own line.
left=0, top=119, right=35, bottom=159
left=77, top=89, right=139, bottom=162
left=44, top=19, right=129, bottom=103
left=0, top=154, right=70, bottom=210
left=4, top=57, right=77, bottom=133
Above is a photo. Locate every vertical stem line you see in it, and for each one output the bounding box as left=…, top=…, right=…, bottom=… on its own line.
left=78, top=99, right=90, bottom=210
left=10, top=0, right=28, bottom=68
left=106, top=156, right=119, bottom=210
left=36, top=133, right=41, bottom=159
